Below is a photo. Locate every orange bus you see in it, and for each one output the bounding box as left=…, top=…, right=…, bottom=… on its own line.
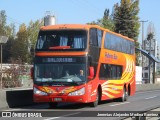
left=32, top=24, right=135, bottom=107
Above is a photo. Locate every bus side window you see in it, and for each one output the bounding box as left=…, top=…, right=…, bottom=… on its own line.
left=97, top=29, right=103, bottom=48
left=37, top=36, right=45, bottom=49
left=99, top=64, right=111, bottom=80
left=117, top=66, right=122, bottom=79
left=90, top=28, right=98, bottom=46
left=104, top=33, right=111, bottom=49
left=99, top=64, right=123, bottom=80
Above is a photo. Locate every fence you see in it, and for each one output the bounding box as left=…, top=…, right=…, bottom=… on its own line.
left=1, top=64, right=33, bottom=89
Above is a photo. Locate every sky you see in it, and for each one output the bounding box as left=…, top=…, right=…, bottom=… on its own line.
left=0, top=0, right=160, bottom=46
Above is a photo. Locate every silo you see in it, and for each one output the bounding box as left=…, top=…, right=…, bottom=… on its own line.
left=44, top=11, right=56, bottom=26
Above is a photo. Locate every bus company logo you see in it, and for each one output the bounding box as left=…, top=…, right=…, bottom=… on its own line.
left=56, top=87, right=60, bottom=92
left=2, top=112, right=11, bottom=117
left=105, top=52, right=118, bottom=60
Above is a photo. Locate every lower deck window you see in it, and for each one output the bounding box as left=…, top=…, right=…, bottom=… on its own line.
left=99, top=63, right=122, bottom=80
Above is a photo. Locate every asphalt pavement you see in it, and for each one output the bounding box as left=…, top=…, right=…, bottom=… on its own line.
left=1, top=89, right=160, bottom=120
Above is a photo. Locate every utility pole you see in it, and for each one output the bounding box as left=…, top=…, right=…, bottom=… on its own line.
left=139, top=20, right=148, bottom=82
left=0, top=36, right=8, bottom=89
left=140, top=20, right=148, bottom=62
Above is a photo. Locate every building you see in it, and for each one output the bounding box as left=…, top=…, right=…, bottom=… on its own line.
left=156, top=45, right=160, bottom=74
left=142, top=39, right=159, bottom=83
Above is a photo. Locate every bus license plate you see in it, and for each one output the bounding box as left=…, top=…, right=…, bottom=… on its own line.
left=54, top=98, right=62, bottom=101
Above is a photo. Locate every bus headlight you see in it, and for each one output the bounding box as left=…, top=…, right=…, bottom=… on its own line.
left=34, top=87, right=48, bottom=96
left=68, top=87, right=85, bottom=96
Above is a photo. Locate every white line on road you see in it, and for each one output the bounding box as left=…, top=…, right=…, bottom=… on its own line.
left=109, top=102, right=130, bottom=107
left=145, top=96, right=157, bottom=100
left=43, top=112, right=81, bottom=120
left=3, top=108, right=22, bottom=111
left=136, top=90, right=160, bottom=94
left=44, top=117, right=60, bottom=120
left=5, top=88, right=33, bottom=91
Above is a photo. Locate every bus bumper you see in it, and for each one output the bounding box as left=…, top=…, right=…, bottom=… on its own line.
left=33, top=94, right=87, bottom=103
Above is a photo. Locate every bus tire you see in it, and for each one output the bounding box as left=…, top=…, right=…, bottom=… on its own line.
left=120, top=87, right=128, bottom=102
left=90, top=90, right=99, bottom=107
left=49, top=102, right=58, bottom=108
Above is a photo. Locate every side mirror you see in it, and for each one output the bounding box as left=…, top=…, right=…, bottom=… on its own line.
left=88, top=66, right=94, bottom=80
left=30, top=67, right=34, bottom=79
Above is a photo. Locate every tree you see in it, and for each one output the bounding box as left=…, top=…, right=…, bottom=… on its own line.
left=0, top=10, right=7, bottom=36
left=3, top=36, right=14, bottom=63
left=113, top=0, right=140, bottom=40
left=113, top=0, right=140, bottom=65
left=11, top=24, right=29, bottom=63
left=27, top=19, right=43, bottom=63
left=146, top=32, right=155, bottom=55
left=0, top=10, right=16, bottom=63
left=3, top=23, right=16, bottom=63
left=101, top=8, right=114, bottom=31
left=87, top=8, right=114, bottom=31
left=27, top=19, right=43, bottom=47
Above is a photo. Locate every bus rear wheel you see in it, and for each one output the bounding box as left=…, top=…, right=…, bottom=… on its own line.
left=90, top=90, right=99, bottom=107
left=119, top=88, right=128, bottom=102
left=49, top=102, right=58, bottom=108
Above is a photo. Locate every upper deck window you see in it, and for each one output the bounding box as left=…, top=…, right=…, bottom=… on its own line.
left=36, top=30, right=87, bottom=51
left=89, top=28, right=103, bottom=48
left=104, top=33, right=135, bottom=54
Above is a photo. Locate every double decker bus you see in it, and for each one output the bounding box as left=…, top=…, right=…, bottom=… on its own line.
left=32, top=24, right=135, bottom=107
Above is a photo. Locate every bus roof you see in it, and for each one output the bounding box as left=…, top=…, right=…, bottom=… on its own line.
left=40, top=24, right=134, bottom=42
left=40, top=24, right=101, bottom=30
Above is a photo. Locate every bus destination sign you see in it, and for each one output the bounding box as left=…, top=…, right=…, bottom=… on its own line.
left=42, top=57, right=76, bottom=63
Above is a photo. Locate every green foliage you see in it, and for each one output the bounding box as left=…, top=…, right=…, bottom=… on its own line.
left=0, top=10, right=7, bottom=36
left=3, top=36, right=14, bottom=63
left=113, top=0, right=140, bottom=41
left=101, top=9, right=115, bottom=31
left=0, top=10, right=43, bottom=64
left=87, top=9, right=114, bottom=31
left=3, top=24, right=16, bottom=63
left=27, top=20, right=43, bottom=47
left=87, top=21, right=97, bottom=25
left=27, top=19, right=43, bottom=63
left=147, top=33, right=154, bottom=41
left=11, top=24, right=29, bottom=63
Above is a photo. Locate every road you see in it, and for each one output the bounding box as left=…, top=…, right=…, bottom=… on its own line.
left=1, top=90, right=160, bottom=120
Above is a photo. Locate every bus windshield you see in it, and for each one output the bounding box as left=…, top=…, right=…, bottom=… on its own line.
left=34, top=64, right=86, bottom=86
left=36, top=30, right=87, bottom=51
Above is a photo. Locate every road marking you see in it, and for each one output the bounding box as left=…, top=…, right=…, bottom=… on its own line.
left=136, top=90, right=160, bottom=94
left=3, top=109, right=22, bottom=111
left=5, top=88, right=32, bottom=91
left=109, top=102, right=130, bottom=107
left=145, top=96, right=157, bottom=100
left=43, top=112, right=81, bottom=120
left=44, top=117, right=60, bottom=120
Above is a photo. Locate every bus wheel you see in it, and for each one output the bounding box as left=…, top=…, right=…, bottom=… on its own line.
left=90, top=90, right=99, bottom=107
left=49, top=102, right=58, bottom=108
left=120, top=88, right=128, bottom=102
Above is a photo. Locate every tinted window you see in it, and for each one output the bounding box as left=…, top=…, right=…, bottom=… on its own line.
left=104, top=33, right=135, bottom=54
left=97, top=29, right=103, bottom=47
left=36, top=30, right=87, bottom=51
left=99, top=63, right=122, bottom=80
left=90, top=28, right=103, bottom=47
left=90, top=28, right=98, bottom=46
